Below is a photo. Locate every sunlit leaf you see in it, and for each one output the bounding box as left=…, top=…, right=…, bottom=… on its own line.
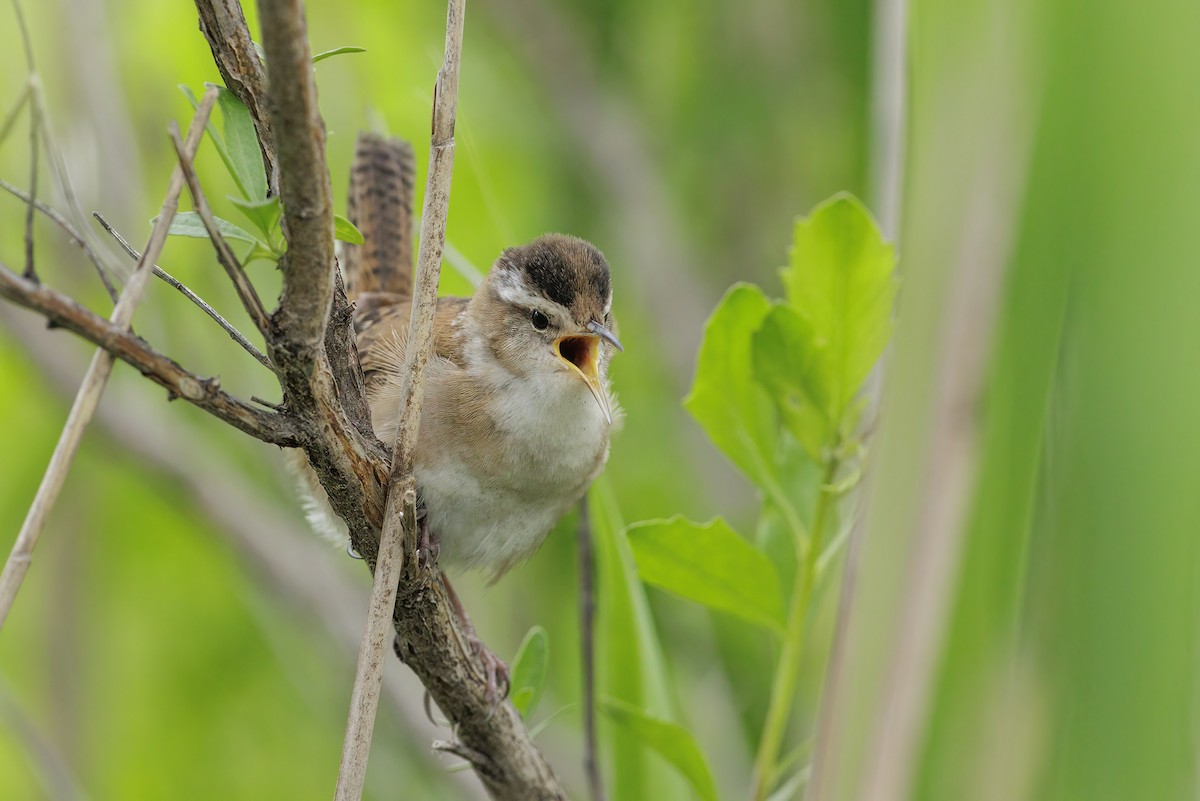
left=752, top=304, right=831, bottom=459
left=312, top=45, right=366, bottom=64
left=782, top=193, right=896, bottom=419
left=215, top=86, right=267, bottom=201
left=601, top=697, right=721, bottom=801
left=157, top=211, right=260, bottom=245
left=627, top=515, right=785, bottom=633
left=229, top=195, right=281, bottom=239
left=509, top=626, right=549, bottom=719
left=334, top=214, right=364, bottom=244
left=684, top=283, right=777, bottom=490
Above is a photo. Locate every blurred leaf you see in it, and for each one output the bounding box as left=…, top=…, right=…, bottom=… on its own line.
left=782, top=193, right=896, bottom=419
left=157, top=212, right=259, bottom=245
left=627, top=515, right=785, bottom=633
left=601, top=697, right=721, bottom=801
left=228, top=195, right=281, bottom=240
left=312, top=45, right=366, bottom=64
left=509, top=625, right=549, bottom=719
left=752, top=304, right=831, bottom=459
left=684, top=283, right=777, bottom=489
left=334, top=214, right=364, bottom=244
left=591, top=479, right=687, bottom=799
left=215, top=86, right=267, bottom=201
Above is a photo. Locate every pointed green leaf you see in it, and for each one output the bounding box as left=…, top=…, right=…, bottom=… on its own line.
left=215, top=86, right=267, bottom=201
left=334, top=214, right=365, bottom=245
left=312, top=45, right=366, bottom=64
left=601, top=697, right=721, bottom=801
left=158, top=211, right=260, bottom=245
left=627, top=516, right=785, bottom=633
left=782, top=193, right=896, bottom=419
left=752, top=304, right=832, bottom=459
left=509, top=626, right=549, bottom=719
left=229, top=195, right=281, bottom=239
left=684, top=283, right=778, bottom=489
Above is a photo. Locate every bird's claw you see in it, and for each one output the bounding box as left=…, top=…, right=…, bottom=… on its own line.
left=466, top=630, right=510, bottom=710
left=415, top=514, right=440, bottom=581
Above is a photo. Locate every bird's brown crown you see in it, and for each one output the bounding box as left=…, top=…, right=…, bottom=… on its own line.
left=493, top=234, right=612, bottom=323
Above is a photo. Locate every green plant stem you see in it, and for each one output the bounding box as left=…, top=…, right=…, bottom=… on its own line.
left=749, top=457, right=839, bottom=801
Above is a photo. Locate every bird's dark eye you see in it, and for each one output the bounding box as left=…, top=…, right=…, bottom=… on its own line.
left=530, top=309, right=550, bottom=330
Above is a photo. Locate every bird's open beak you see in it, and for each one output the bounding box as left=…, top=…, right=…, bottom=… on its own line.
left=554, top=322, right=622, bottom=425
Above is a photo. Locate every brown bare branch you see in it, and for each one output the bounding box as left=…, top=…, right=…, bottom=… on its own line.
left=0, top=267, right=298, bottom=446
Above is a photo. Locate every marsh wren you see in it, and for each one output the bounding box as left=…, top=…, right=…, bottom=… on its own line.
left=300, top=133, right=621, bottom=592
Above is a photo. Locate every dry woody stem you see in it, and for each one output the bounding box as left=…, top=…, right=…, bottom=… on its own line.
left=334, top=2, right=466, bottom=798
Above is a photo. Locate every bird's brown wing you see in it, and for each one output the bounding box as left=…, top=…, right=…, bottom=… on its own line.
left=342, top=133, right=416, bottom=299
left=355, top=293, right=471, bottom=396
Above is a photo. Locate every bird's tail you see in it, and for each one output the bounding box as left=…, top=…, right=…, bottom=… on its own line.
left=342, top=132, right=416, bottom=299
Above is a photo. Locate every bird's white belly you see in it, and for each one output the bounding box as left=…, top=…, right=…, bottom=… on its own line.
left=418, top=371, right=611, bottom=574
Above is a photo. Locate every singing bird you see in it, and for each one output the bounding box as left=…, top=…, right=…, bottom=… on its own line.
left=298, top=133, right=621, bottom=687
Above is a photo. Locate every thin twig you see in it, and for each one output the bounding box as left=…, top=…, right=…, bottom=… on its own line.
left=0, top=86, right=220, bottom=631
left=0, top=84, right=30, bottom=145
left=11, top=0, right=39, bottom=281
left=92, top=211, right=271, bottom=369
left=0, top=178, right=119, bottom=304
left=334, top=2, right=466, bottom=798
left=22, top=84, right=39, bottom=281
left=578, top=495, right=605, bottom=801
left=166, top=123, right=272, bottom=338
left=0, top=676, right=90, bottom=801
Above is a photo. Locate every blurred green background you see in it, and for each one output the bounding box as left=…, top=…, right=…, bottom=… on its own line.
left=1, top=0, right=1198, bottom=800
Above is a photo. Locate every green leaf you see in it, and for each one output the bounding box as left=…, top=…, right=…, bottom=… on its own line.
left=601, top=697, right=721, bottom=801
left=216, top=86, right=267, bottom=201
left=334, top=214, right=365, bottom=244
left=627, top=516, right=785, bottom=633
left=782, top=193, right=896, bottom=420
left=229, top=195, right=281, bottom=239
left=158, top=211, right=260, bottom=245
left=508, top=626, right=549, bottom=719
left=684, top=283, right=778, bottom=490
left=312, top=45, right=366, bottom=64
left=752, top=304, right=832, bottom=460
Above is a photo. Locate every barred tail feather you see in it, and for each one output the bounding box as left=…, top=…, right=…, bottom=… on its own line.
left=342, top=132, right=416, bottom=299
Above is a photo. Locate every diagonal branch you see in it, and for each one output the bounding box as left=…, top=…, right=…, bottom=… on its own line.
left=0, top=87, right=220, bottom=630
left=0, top=267, right=298, bottom=445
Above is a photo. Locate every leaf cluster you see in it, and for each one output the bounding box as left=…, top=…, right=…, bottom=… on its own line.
left=609, top=194, right=897, bottom=799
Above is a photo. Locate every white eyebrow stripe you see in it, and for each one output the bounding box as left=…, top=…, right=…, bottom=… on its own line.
left=492, top=267, right=572, bottom=322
